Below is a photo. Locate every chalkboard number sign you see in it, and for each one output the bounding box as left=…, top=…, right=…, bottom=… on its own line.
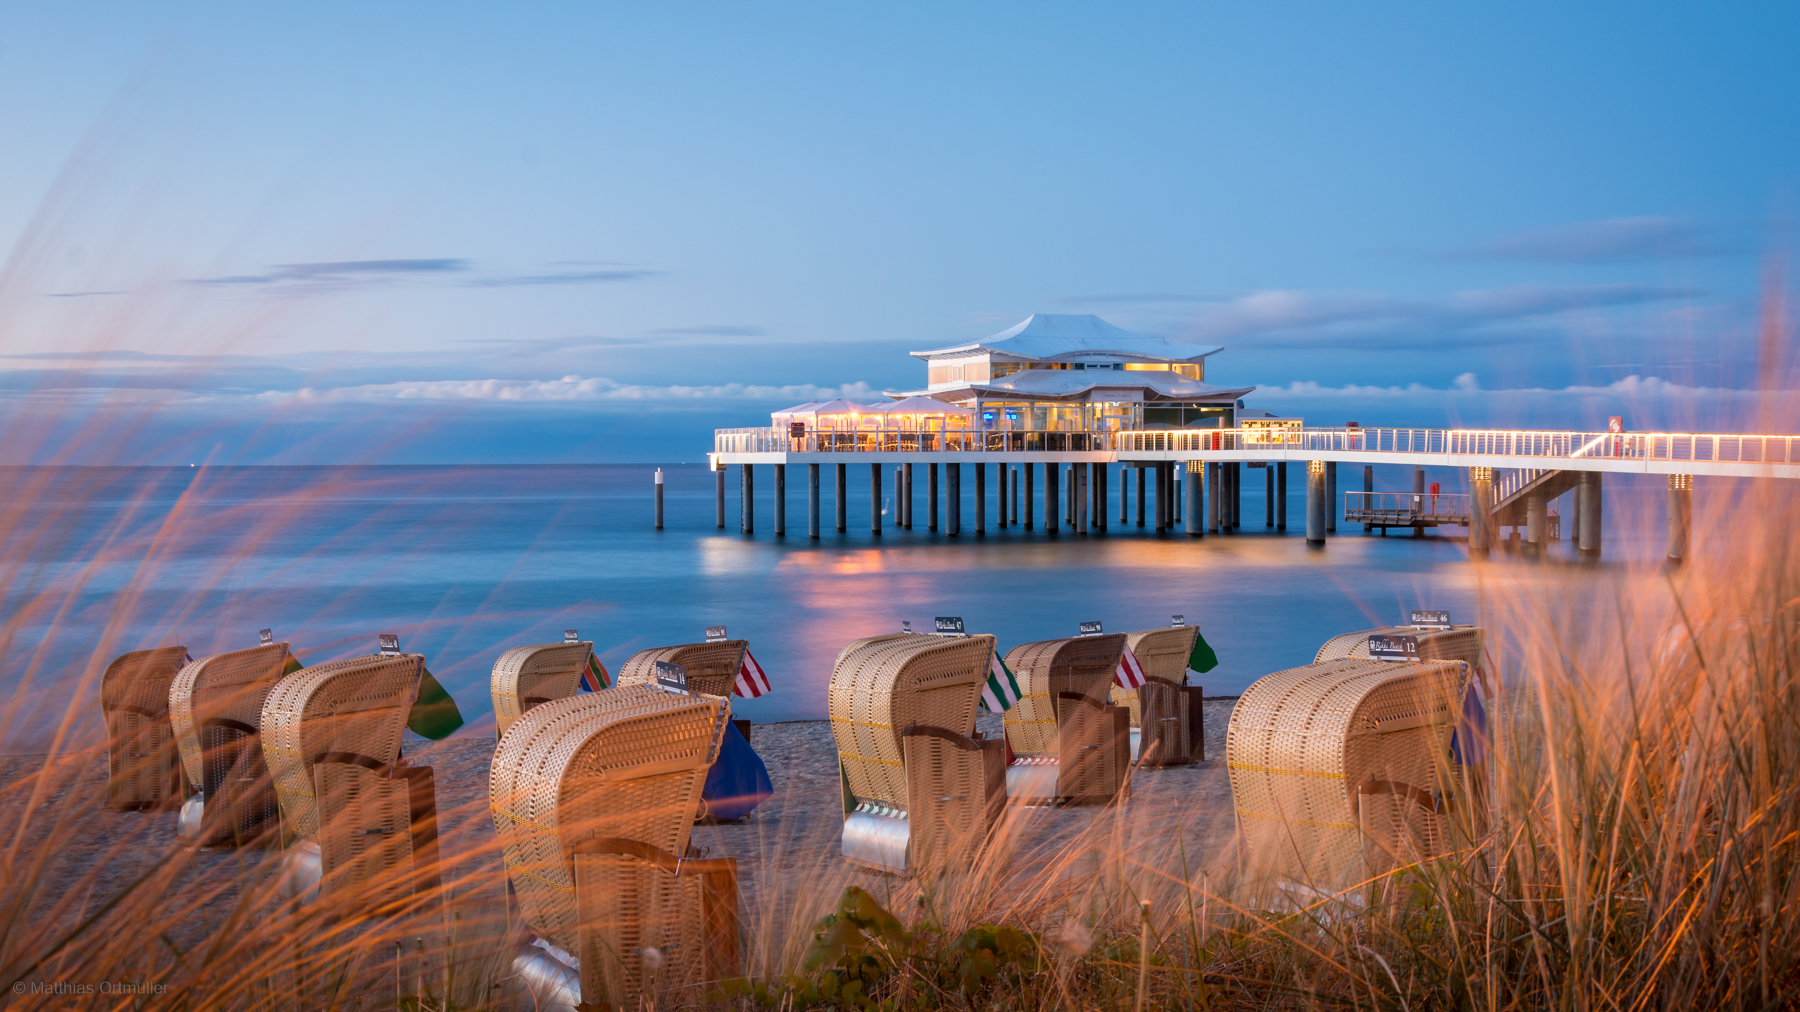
left=378, top=634, right=400, bottom=656
left=705, top=626, right=728, bottom=643
left=655, top=661, right=690, bottom=694
left=1171, top=615, right=1186, bottom=628
left=259, top=628, right=274, bottom=646
left=1079, top=621, right=1104, bottom=636
left=564, top=629, right=579, bottom=644
left=902, top=621, right=912, bottom=634
left=934, top=617, right=965, bottom=636
left=1410, top=610, right=1451, bottom=629
left=1369, top=634, right=1420, bottom=661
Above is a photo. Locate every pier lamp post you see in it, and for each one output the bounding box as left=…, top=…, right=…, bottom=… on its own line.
left=1306, top=461, right=1327, bottom=546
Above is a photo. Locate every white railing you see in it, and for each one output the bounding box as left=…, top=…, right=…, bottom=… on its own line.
left=1492, top=468, right=1550, bottom=505
left=717, top=425, right=1800, bottom=465
left=1343, top=491, right=1473, bottom=523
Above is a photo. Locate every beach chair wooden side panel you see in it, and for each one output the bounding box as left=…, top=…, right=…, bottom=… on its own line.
left=1345, top=660, right=1468, bottom=874
left=260, top=655, right=421, bottom=840
left=1055, top=695, right=1130, bottom=803
left=492, top=642, right=592, bottom=737
left=902, top=732, right=991, bottom=873
left=314, top=762, right=417, bottom=908
left=572, top=845, right=737, bottom=1008
left=1000, top=639, right=1066, bottom=757
left=172, top=644, right=292, bottom=811
left=1112, top=627, right=1196, bottom=726
left=1136, top=681, right=1190, bottom=766
left=100, top=647, right=188, bottom=811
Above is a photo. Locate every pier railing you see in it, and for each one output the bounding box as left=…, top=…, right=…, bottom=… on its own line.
left=1342, top=491, right=1473, bottom=525
left=717, top=425, right=1800, bottom=464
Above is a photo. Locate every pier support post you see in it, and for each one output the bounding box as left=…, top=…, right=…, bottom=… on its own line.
left=1024, top=463, right=1035, bottom=530
left=774, top=464, right=786, bottom=537
left=808, top=463, right=821, bottom=539
left=741, top=464, right=754, bottom=534
left=1526, top=494, right=1546, bottom=553
left=1173, top=465, right=1181, bottom=525
left=1076, top=463, right=1089, bottom=533
left=1667, top=474, right=1691, bottom=564
left=1136, top=467, right=1146, bottom=526
left=1362, top=466, right=1373, bottom=533
left=1577, top=471, right=1603, bottom=559
left=1276, top=462, right=1287, bottom=532
left=1228, top=462, right=1238, bottom=531
left=1045, top=462, right=1059, bottom=531
left=1095, top=464, right=1107, bottom=531
left=655, top=468, right=664, bottom=530
left=1206, top=463, right=1219, bottom=534
left=1265, top=465, right=1274, bottom=528
left=716, top=467, right=725, bottom=528
left=947, top=463, right=961, bottom=536
left=1153, top=465, right=1166, bottom=531
left=1469, top=467, right=1493, bottom=555
left=1066, top=466, right=1076, bottom=527
left=1325, top=462, right=1337, bottom=533
left=870, top=464, right=882, bottom=535
left=1012, top=467, right=1020, bottom=526
left=975, top=463, right=987, bottom=534
left=903, top=463, right=913, bottom=529
left=928, top=463, right=939, bottom=532
left=1413, top=467, right=1426, bottom=539
left=1186, top=462, right=1203, bottom=536
left=835, top=463, right=847, bottom=533
left=1306, top=461, right=1327, bottom=546
left=997, top=464, right=1007, bottom=527
left=1120, top=466, right=1129, bottom=524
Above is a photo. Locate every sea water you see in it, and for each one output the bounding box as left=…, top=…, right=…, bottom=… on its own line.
left=0, top=463, right=1664, bottom=750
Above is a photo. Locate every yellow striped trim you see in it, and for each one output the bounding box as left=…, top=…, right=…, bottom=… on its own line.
left=275, top=785, right=316, bottom=799
left=1236, top=808, right=1358, bottom=831
left=504, top=858, right=574, bottom=893
left=1004, top=716, right=1057, bottom=725
left=829, top=718, right=894, bottom=730
left=839, top=751, right=903, bottom=767
left=490, top=806, right=556, bottom=833
left=1228, top=761, right=1345, bottom=780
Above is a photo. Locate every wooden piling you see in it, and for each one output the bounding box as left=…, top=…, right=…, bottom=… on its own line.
left=808, top=463, right=821, bottom=539
left=655, top=468, right=664, bottom=530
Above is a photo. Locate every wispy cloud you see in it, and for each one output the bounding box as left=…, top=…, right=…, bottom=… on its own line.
left=256, top=375, right=875, bottom=406
left=189, top=258, right=470, bottom=291
left=646, top=325, right=766, bottom=337
left=1455, top=217, right=1722, bottom=264
left=1262, top=373, right=1770, bottom=401
left=1171, top=283, right=1693, bottom=347
left=461, top=268, right=658, bottom=287
left=45, top=290, right=127, bottom=298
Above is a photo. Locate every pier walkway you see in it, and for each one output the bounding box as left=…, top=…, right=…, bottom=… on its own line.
left=706, top=425, right=1798, bottom=562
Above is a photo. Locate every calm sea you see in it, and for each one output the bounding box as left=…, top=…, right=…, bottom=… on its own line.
left=1, top=463, right=1662, bottom=750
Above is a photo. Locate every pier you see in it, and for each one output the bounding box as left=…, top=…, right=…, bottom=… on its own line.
left=704, top=425, right=1798, bottom=562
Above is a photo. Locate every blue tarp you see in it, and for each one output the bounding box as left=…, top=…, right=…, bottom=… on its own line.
left=702, top=722, right=773, bottom=820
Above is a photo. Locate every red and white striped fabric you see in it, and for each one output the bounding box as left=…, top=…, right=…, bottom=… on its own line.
left=1114, top=646, right=1147, bottom=689
left=734, top=648, right=772, bottom=698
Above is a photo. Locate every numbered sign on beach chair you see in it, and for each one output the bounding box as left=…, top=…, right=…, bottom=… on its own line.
left=490, top=685, right=736, bottom=1009
left=100, top=646, right=189, bottom=811
left=260, top=651, right=441, bottom=907
left=1111, top=624, right=1205, bottom=766
left=616, top=638, right=746, bottom=699
left=1002, top=633, right=1131, bottom=804
left=491, top=637, right=595, bottom=737
left=169, top=640, right=296, bottom=846
left=829, top=632, right=1005, bottom=875
left=1226, top=657, right=1470, bottom=888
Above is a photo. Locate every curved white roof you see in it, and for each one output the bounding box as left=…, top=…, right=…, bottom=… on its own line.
left=912, top=314, right=1222, bottom=363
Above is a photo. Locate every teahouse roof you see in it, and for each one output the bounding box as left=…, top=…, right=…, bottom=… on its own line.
left=911, top=314, right=1223, bottom=364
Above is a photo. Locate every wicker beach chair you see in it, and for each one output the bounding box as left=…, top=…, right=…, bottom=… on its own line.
left=1111, top=625, right=1205, bottom=766
left=100, top=646, right=189, bottom=811
left=490, top=685, right=734, bottom=1007
left=261, top=651, right=440, bottom=906
left=616, top=639, right=745, bottom=699
left=1226, top=657, right=1470, bottom=888
left=491, top=637, right=595, bottom=737
left=829, top=632, right=1005, bottom=874
left=168, top=640, right=295, bottom=846
left=1314, top=624, right=1485, bottom=671
left=1002, top=633, right=1131, bottom=804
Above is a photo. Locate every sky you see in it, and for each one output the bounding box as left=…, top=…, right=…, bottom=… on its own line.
left=0, top=2, right=1795, bottom=464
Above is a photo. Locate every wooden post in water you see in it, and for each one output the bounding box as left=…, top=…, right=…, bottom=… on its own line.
left=716, top=467, right=725, bottom=528
left=1119, top=466, right=1128, bottom=525
left=1075, top=463, right=1088, bottom=534
left=1362, top=465, right=1373, bottom=533
left=1094, top=464, right=1107, bottom=531
left=870, top=463, right=882, bottom=536
left=1667, top=474, right=1691, bottom=564
left=1045, top=462, right=1059, bottom=531
left=996, top=464, right=1007, bottom=528
left=1578, top=471, right=1603, bottom=559
left=903, top=463, right=914, bottom=529
left=1325, top=462, right=1336, bottom=533
left=1012, top=466, right=1020, bottom=527
left=1412, top=467, right=1426, bottom=539
left=1205, top=463, right=1218, bottom=534
left=1264, top=464, right=1274, bottom=528
left=655, top=468, right=664, bottom=530
left=1024, top=463, right=1035, bottom=530
left=1136, top=466, right=1146, bottom=526
left=928, top=463, right=939, bottom=531
left=1172, top=465, right=1180, bottom=526
left=1276, top=462, right=1287, bottom=531
left=975, top=463, right=986, bottom=534
left=1306, top=461, right=1327, bottom=546
left=774, top=464, right=785, bottom=537
left=947, top=463, right=961, bottom=536
left=741, top=464, right=754, bottom=534
left=835, top=463, right=847, bottom=533
left=808, top=463, right=821, bottom=539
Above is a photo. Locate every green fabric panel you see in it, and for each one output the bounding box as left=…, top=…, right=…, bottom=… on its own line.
left=1188, top=632, right=1219, bottom=674
left=408, top=668, right=465, bottom=740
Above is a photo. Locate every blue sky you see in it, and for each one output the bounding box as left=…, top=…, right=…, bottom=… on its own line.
left=0, top=3, right=1795, bottom=463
